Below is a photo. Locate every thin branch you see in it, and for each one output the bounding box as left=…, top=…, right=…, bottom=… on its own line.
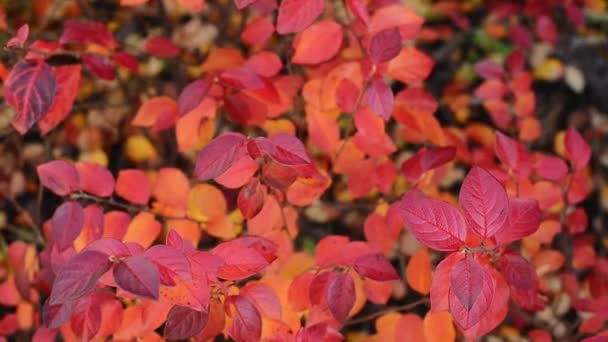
left=344, top=297, right=429, bottom=327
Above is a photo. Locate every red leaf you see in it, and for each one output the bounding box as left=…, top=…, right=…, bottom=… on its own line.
left=70, top=293, right=103, bottom=339
left=6, top=24, right=29, bottom=48
left=399, top=190, right=467, bottom=251
left=346, top=0, right=369, bottom=25
left=144, top=245, right=192, bottom=286
left=565, top=127, right=591, bottom=171
left=212, top=240, right=271, bottom=280
left=534, top=155, right=568, bottom=181
left=227, top=295, right=262, bottom=342
left=500, top=252, right=543, bottom=311
left=309, top=271, right=333, bottom=306
left=276, top=0, right=324, bottom=34
left=59, top=21, right=117, bottom=49
left=220, top=65, right=264, bottom=90
left=178, top=79, right=210, bottom=115
left=536, top=15, right=557, bottom=45
left=251, top=134, right=311, bottom=166
left=326, top=273, right=355, bottom=322
left=115, top=169, right=151, bottom=205
left=82, top=238, right=130, bottom=257
left=336, top=78, right=360, bottom=113
left=459, top=166, right=509, bottom=239
left=237, top=178, right=265, bottom=219
left=194, top=132, right=247, bottom=180
left=474, top=59, right=504, bottom=80
left=234, top=0, right=258, bottom=10
left=144, top=37, right=180, bottom=58
left=449, top=256, right=495, bottom=329
left=365, top=79, right=393, bottom=121
left=113, top=255, right=160, bottom=300
left=164, top=305, right=209, bottom=339
left=292, top=21, right=343, bottom=65
left=76, top=162, right=115, bottom=197
left=49, top=251, right=112, bottom=305
left=38, top=65, right=82, bottom=135
left=3, top=59, right=57, bottom=134
left=241, top=283, right=282, bottom=320
left=352, top=254, right=399, bottom=281
left=241, top=16, right=275, bottom=46
left=430, top=252, right=463, bottom=312
left=493, top=198, right=541, bottom=246
left=368, top=28, right=401, bottom=63
left=51, top=201, right=85, bottom=251
left=43, top=301, right=74, bottom=329
left=37, top=160, right=80, bottom=196
left=82, top=54, right=115, bottom=80
left=224, top=92, right=267, bottom=126
left=113, top=51, right=139, bottom=72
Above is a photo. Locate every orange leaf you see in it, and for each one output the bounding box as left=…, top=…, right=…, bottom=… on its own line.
left=387, top=47, right=434, bottom=84
left=395, top=314, right=426, bottom=342
left=423, top=311, right=455, bottom=342
left=166, top=220, right=201, bottom=247
left=187, top=183, right=227, bottom=221
left=292, top=21, right=343, bottom=65
left=201, top=47, right=245, bottom=72
left=122, top=212, right=161, bottom=248
left=406, top=247, right=432, bottom=295
left=131, top=96, right=178, bottom=130
left=152, top=168, right=190, bottom=218
left=368, top=4, right=424, bottom=41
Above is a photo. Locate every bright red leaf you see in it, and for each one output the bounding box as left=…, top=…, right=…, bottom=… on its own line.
left=449, top=256, right=495, bottom=329
left=565, top=127, right=591, bottom=171
left=276, top=0, right=324, bottom=34
left=352, top=254, right=399, bottom=281
left=37, top=160, right=80, bottom=196
left=326, top=273, right=355, bottom=322
left=400, top=190, right=467, bottom=251
left=459, top=166, right=509, bottom=239
left=194, top=133, right=247, bottom=180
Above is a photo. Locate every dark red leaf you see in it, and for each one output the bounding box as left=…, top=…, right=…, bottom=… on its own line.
left=42, top=301, right=74, bottom=329
left=144, top=37, right=180, bottom=58
left=3, top=59, right=57, bottom=134
left=113, top=51, right=139, bottom=72
left=473, top=59, right=504, bottom=80
left=194, top=132, right=247, bottom=180
left=227, top=295, right=262, bottom=342
left=82, top=238, right=130, bottom=257
left=459, top=166, right=509, bottom=239
left=326, top=273, right=355, bottom=322
left=365, top=79, right=394, bottom=121
left=60, top=21, right=117, bottom=49
left=533, top=155, right=568, bottom=181
left=251, top=134, right=311, bottom=166
left=38, top=65, right=82, bottom=135
left=164, top=305, right=209, bottom=339
left=49, top=251, right=112, bottom=305
left=82, top=54, right=115, bottom=80
left=400, top=190, right=467, bottom=251
left=237, top=178, right=266, bottom=219
left=352, top=254, right=399, bottom=281
left=224, top=92, right=267, bottom=126
left=276, top=0, right=324, bottom=34
left=500, top=252, right=543, bottom=311
left=37, top=160, right=80, bottom=196
left=367, top=28, right=401, bottom=63
left=113, top=255, right=160, bottom=300
left=51, top=201, right=85, bottom=251
left=70, top=293, right=102, bottom=339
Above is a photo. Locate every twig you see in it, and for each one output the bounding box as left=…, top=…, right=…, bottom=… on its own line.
left=344, top=297, right=429, bottom=327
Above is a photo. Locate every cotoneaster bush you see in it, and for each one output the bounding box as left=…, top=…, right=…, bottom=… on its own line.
left=0, top=0, right=604, bottom=341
